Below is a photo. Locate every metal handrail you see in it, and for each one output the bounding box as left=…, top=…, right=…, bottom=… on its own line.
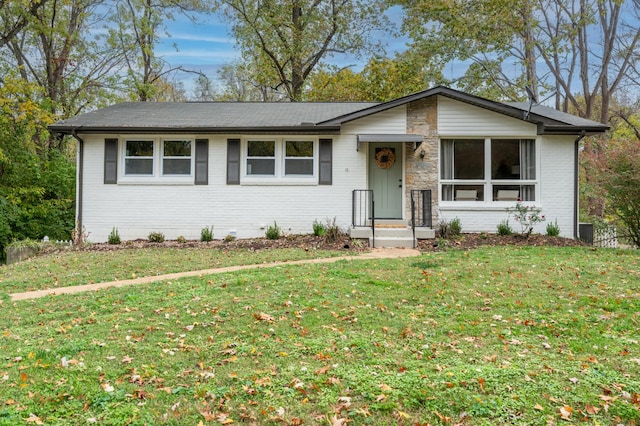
left=352, top=190, right=375, bottom=248
left=410, top=189, right=433, bottom=248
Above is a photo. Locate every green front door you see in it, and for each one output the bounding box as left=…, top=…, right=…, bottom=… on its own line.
left=368, top=143, right=403, bottom=219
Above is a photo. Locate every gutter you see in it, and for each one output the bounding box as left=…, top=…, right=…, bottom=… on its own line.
left=47, top=125, right=341, bottom=135
left=574, top=130, right=587, bottom=239
left=71, top=130, right=84, bottom=245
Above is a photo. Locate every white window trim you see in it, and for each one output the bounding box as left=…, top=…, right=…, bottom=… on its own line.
left=242, top=137, right=318, bottom=185
left=439, top=137, right=540, bottom=206
left=119, top=136, right=195, bottom=184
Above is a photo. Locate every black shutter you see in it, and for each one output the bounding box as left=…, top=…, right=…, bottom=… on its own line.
left=227, top=138, right=241, bottom=184
left=194, top=139, right=208, bottom=185
left=104, top=138, right=118, bottom=184
left=319, top=138, right=332, bottom=185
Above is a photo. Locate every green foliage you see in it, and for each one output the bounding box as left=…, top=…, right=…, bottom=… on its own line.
left=546, top=220, right=561, bottom=237
left=214, top=0, right=391, bottom=101
left=496, top=219, right=513, bottom=236
left=438, top=217, right=462, bottom=239
left=176, top=236, right=187, bottom=244
left=147, top=232, right=165, bottom=243
left=0, top=75, right=75, bottom=261
left=312, top=219, right=326, bottom=237
left=600, top=139, right=640, bottom=247
left=224, top=234, right=236, bottom=242
left=265, top=222, right=282, bottom=240
left=200, top=226, right=214, bottom=242
left=107, top=228, right=121, bottom=245
left=507, top=202, right=545, bottom=238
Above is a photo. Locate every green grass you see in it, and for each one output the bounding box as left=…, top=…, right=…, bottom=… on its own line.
left=1, top=246, right=639, bottom=425
left=0, top=247, right=346, bottom=294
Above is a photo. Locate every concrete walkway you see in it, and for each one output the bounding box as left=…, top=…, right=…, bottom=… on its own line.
left=10, top=248, right=421, bottom=301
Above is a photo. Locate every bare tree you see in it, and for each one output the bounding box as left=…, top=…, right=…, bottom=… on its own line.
left=214, top=0, right=391, bottom=101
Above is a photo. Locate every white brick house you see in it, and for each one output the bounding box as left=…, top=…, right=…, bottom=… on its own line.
left=49, top=86, right=608, bottom=246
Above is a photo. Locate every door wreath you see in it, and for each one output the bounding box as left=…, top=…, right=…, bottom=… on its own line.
left=375, top=148, right=396, bottom=169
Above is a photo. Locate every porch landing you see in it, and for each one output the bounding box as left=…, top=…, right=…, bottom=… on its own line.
left=349, top=220, right=435, bottom=248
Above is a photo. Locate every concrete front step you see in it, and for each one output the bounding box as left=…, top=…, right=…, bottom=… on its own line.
left=369, top=236, right=416, bottom=248
left=349, top=226, right=435, bottom=248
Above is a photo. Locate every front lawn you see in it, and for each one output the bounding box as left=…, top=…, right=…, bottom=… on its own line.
left=0, top=246, right=348, bottom=295
left=1, top=246, right=639, bottom=425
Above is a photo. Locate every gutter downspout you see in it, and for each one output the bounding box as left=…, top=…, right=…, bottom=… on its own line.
left=574, top=130, right=586, bottom=239
left=71, top=130, right=84, bottom=245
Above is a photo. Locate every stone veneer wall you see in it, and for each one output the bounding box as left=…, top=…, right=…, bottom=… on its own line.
left=405, top=97, right=439, bottom=226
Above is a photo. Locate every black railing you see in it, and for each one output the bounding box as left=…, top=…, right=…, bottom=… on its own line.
left=410, top=189, right=433, bottom=248
left=352, top=189, right=375, bottom=248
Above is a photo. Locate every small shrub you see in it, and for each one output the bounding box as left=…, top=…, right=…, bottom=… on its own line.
left=438, top=217, right=462, bottom=239
left=507, top=201, right=545, bottom=237
left=176, top=235, right=187, bottom=244
left=497, top=220, right=513, bottom=236
left=265, top=222, right=282, bottom=240
left=201, top=226, right=214, bottom=242
left=323, top=217, right=342, bottom=243
left=546, top=220, right=561, bottom=237
left=224, top=234, right=236, bottom=242
left=107, top=227, right=121, bottom=244
left=148, top=231, right=165, bottom=243
left=312, top=219, right=326, bottom=237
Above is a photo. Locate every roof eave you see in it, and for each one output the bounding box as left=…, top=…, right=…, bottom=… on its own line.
left=537, top=124, right=609, bottom=135
left=48, top=125, right=341, bottom=135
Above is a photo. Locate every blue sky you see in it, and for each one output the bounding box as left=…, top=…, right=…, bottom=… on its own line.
left=155, top=6, right=411, bottom=95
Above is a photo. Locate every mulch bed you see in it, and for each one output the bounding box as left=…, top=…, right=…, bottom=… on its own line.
left=49, top=233, right=586, bottom=255
left=417, top=233, right=587, bottom=251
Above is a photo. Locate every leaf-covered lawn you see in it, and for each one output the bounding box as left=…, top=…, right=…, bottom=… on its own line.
left=0, top=247, right=346, bottom=295
left=1, top=246, right=639, bottom=425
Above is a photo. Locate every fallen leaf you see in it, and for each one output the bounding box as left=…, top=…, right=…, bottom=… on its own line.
left=559, top=405, right=572, bottom=420
left=25, top=414, right=44, bottom=424
left=477, top=377, right=486, bottom=392
left=534, top=403, right=544, bottom=411
left=121, top=355, right=133, bottom=364
left=101, top=383, right=114, bottom=393
left=329, top=415, right=348, bottom=426
left=379, top=383, right=393, bottom=392
left=253, top=312, right=275, bottom=323
left=585, top=404, right=600, bottom=415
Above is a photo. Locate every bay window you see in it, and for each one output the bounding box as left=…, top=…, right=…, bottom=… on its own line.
left=441, top=138, right=536, bottom=202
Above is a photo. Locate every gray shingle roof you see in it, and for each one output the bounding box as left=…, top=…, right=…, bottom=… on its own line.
left=506, top=102, right=605, bottom=127
left=50, top=102, right=379, bottom=133
left=49, top=86, right=608, bottom=136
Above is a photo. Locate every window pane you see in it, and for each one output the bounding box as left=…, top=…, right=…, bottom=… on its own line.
left=248, top=141, right=275, bottom=157
left=126, top=140, right=153, bottom=157
left=164, top=140, right=191, bottom=157
left=454, top=140, right=484, bottom=179
left=247, top=159, right=275, bottom=175
left=286, top=141, right=313, bottom=157
left=491, top=139, right=520, bottom=179
left=493, top=185, right=520, bottom=201
left=454, top=185, right=484, bottom=201
left=125, top=159, right=153, bottom=175
left=163, top=159, right=191, bottom=175
left=285, top=159, right=313, bottom=175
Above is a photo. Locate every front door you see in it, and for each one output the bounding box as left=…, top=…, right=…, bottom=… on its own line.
left=368, top=143, right=403, bottom=219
